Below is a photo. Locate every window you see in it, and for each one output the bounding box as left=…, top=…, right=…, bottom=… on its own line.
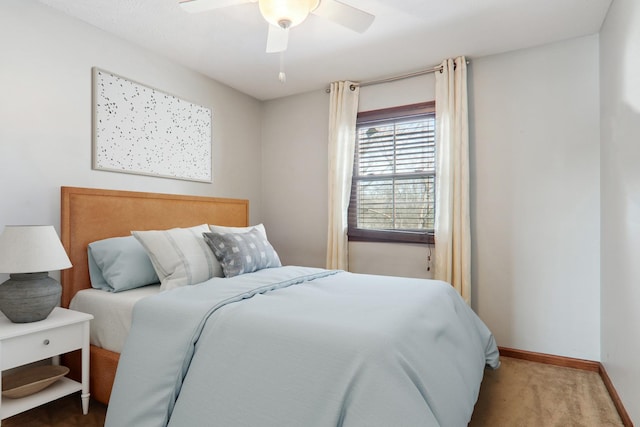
left=348, top=102, right=435, bottom=244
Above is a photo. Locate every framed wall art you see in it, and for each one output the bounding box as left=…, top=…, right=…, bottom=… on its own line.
left=92, top=67, right=212, bottom=182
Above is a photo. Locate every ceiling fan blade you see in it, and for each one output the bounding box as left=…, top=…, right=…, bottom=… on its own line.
left=178, top=0, right=252, bottom=13
left=312, top=0, right=374, bottom=33
left=266, top=25, right=289, bottom=53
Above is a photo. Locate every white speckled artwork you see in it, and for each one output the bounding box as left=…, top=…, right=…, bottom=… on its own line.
left=92, top=68, right=212, bottom=182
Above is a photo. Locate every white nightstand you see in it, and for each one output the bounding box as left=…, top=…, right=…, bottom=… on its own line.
left=0, top=307, right=93, bottom=424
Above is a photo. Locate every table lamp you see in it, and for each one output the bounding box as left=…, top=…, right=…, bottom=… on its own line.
left=0, top=225, right=72, bottom=323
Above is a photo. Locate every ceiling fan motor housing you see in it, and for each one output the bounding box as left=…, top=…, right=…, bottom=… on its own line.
left=258, top=0, right=321, bottom=29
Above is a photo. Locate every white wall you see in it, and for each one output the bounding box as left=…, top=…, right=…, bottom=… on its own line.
left=262, top=35, right=601, bottom=361
left=471, top=35, right=601, bottom=360
left=600, top=0, right=640, bottom=420
left=260, top=89, right=329, bottom=267
left=0, top=1, right=263, bottom=281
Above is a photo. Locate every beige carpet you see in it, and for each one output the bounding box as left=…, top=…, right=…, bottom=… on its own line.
left=3, top=356, right=624, bottom=426
left=470, top=356, right=624, bottom=426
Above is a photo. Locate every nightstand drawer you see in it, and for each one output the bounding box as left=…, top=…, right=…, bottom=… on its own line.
left=1, top=323, right=84, bottom=370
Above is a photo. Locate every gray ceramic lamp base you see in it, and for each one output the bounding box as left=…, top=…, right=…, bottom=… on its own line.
left=0, top=272, right=61, bottom=323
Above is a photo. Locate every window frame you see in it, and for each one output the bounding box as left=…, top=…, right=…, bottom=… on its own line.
left=348, top=101, right=436, bottom=245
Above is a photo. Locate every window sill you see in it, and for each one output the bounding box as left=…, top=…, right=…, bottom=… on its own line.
left=348, top=229, right=434, bottom=245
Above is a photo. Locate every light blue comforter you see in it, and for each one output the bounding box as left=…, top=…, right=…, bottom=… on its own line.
left=106, top=266, right=499, bottom=427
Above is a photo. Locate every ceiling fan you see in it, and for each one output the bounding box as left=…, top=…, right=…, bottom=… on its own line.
left=178, top=0, right=375, bottom=53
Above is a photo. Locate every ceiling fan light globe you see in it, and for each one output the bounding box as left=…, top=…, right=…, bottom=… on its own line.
left=258, top=0, right=319, bottom=28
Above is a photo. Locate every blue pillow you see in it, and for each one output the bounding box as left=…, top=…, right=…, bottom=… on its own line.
left=88, top=236, right=159, bottom=292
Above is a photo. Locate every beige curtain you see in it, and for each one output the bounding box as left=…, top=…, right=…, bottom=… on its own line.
left=326, top=81, right=359, bottom=270
left=434, top=57, right=471, bottom=304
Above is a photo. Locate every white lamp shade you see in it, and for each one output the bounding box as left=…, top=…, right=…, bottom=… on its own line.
left=0, top=225, right=72, bottom=273
left=258, top=0, right=320, bottom=28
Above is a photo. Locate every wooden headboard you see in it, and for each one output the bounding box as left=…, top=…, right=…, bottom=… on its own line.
left=60, top=186, right=249, bottom=307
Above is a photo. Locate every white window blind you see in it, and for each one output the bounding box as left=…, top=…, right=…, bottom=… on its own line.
left=348, top=102, right=435, bottom=244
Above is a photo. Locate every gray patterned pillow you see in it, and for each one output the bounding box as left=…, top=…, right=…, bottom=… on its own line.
left=203, top=228, right=281, bottom=278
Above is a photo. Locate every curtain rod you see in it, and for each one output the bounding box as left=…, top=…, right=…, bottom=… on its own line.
left=326, top=60, right=470, bottom=93
left=358, top=65, right=442, bottom=88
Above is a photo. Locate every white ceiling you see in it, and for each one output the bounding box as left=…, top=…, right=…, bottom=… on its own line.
left=38, top=0, right=611, bottom=101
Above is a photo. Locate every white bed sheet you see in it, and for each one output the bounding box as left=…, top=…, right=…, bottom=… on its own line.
left=69, top=285, right=160, bottom=353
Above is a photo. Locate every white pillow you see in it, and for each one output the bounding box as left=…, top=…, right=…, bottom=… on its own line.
left=209, top=223, right=267, bottom=238
left=132, top=224, right=222, bottom=291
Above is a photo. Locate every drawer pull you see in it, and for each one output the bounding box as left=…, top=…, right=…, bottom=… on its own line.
left=43, top=339, right=50, bottom=345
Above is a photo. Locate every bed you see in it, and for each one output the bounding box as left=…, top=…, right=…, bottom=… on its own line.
left=60, top=186, right=499, bottom=426
left=60, top=186, right=250, bottom=404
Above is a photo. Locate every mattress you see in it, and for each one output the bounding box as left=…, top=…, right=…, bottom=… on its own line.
left=69, top=285, right=161, bottom=353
